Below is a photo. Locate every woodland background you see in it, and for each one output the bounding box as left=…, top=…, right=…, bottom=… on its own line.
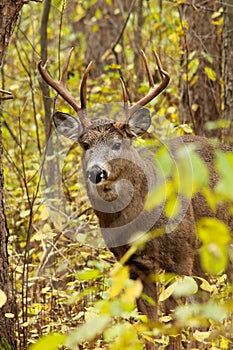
left=0, top=0, right=233, bottom=349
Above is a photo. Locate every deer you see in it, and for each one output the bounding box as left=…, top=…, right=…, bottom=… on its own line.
left=38, top=48, right=233, bottom=350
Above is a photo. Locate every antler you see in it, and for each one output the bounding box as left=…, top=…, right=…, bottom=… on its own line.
left=38, top=47, right=93, bottom=127
left=121, top=50, right=170, bottom=120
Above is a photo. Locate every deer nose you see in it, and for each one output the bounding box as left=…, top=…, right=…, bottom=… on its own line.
left=86, top=165, right=108, bottom=184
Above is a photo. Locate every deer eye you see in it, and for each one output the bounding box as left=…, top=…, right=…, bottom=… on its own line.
left=83, top=142, right=90, bottom=150
left=112, top=142, right=121, bottom=151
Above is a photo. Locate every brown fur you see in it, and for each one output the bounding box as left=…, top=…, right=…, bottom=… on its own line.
left=39, top=49, right=231, bottom=348
left=53, top=112, right=233, bottom=349
left=79, top=126, right=233, bottom=349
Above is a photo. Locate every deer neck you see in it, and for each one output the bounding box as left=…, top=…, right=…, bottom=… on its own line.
left=90, top=158, right=156, bottom=248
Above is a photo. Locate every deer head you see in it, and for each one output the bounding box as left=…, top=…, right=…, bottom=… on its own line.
left=38, top=48, right=170, bottom=246
left=38, top=48, right=169, bottom=187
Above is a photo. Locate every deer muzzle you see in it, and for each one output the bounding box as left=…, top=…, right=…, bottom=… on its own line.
left=86, top=165, right=108, bottom=184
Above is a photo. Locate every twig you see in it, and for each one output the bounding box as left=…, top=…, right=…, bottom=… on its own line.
left=111, top=0, right=136, bottom=104
left=111, top=0, right=136, bottom=52
left=0, top=89, right=14, bottom=100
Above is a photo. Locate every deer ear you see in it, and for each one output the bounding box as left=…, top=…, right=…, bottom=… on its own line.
left=53, top=111, right=84, bottom=141
left=126, top=107, right=151, bottom=137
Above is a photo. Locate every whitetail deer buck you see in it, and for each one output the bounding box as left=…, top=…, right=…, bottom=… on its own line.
left=38, top=48, right=233, bottom=349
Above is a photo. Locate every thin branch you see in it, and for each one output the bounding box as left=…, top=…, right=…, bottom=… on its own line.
left=0, top=89, right=14, bottom=100
left=111, top=0, right=136, bottom=104
left=111, top=0, right=136, bottom=52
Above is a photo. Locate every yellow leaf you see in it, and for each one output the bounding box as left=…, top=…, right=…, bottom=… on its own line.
left=30, top=333, right=66, bottom=350
left=0, top=290, right=7, bottom=308
left=95, top=9, right=102, bottom=20
left=41, top=287, right=51, bottom=294
left=190, top=74, right=199, bottom=86
left=39, top=205, right=49, bottom=220
left=211, top=8, right=223, bottom=19
left=191, top=103, right=199, bottom=112
left=109, top=266, right=129, bottom=299
left=145, top=184, right=166, bottom=211
left=159, top=283, right=175, bottom=302
left=211, top=17, right=223, bottom=26
left=20, top=209, right=30, bottom=218
left=193, top=330, right=210, bottom=342
left=75, top=4, right=85, bottom=21
left=196, top=277, right=215, bottom=293
left=123, top=279, right=143, bottom=303
left=182, top=73, right=188, bottom=82
left=197, top=217, right=231, bottom=245
left=109, top=63, right=121, bottom=70
left=115, top=44, right=122, bottom=53
left=204, top=67, right=216, bottom=81
left=92, top=25, right=99, bottom=33
left=165, top=194, right=180, bottom=219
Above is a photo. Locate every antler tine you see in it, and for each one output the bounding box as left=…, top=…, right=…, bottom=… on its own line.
left=80, top=61, right=94, bottom=111
left=127, top=49, right=170, bottom=119
left=120, top=78, right=129, bottom=117
left=38, top=48, right=91, bottom=127
left=60, top=47, right=74, bottom=87
left=140, top=50, right=154, bottom=88
left=152, top=50, right=169, bottom=81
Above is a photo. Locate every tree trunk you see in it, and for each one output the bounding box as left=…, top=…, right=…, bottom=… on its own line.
left=39, top=0, right=56, bottom=191
left=223, top=2, right=233, bottom=143
left=0, top=0, right=26, bottom=348
left=0, top=0, right=24, bottom=67
left=0, top=112, right=16, bottom=350
left=68, top=0, right=132, bottom=77
left=179, top=1, right=223, bottom=137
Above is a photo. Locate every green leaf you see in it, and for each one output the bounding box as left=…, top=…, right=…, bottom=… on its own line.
left=76, top=269, right=101, bottom=281
left=197, top=217, right=231, bottom=245
left=200, top=244, right=228, bottom=275
left=182, top=58, right=199, bottom=81
left=204, top=67, right=217, bottom=81
left=201, top=51, right=213, bottom=64
left=0, top=338, right=11, bottom=350
left=190, top=152, right=210, bottom=191
left=188, top=58, right=199, bottom=78
left=154, top=146, right=174, bottom=177
left=205, top=119, right=231, bottom=131
left=215, top=150, right=233, bottom=200
left=197, top=217, right=231, bottom=275
left=188, top=50, right=196, bottom=61
left=29, top=333, right=66, bottom=350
